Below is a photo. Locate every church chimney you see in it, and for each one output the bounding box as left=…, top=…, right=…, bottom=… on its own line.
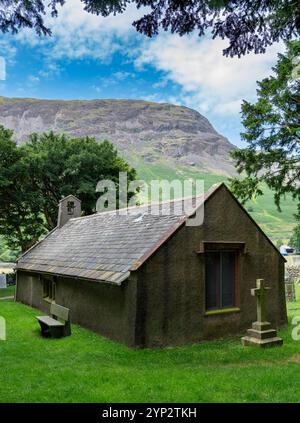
left=57, top=195, right=81, bottom=228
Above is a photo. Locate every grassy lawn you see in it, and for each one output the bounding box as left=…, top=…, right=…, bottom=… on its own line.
left=0, top=285, right=15, bottom=298
left=0, top=287, right=300, bottom=403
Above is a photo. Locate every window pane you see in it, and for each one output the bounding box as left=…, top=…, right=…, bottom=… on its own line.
left=52, top=283, right=56, bottom=301
left=43, top=280, right=49, bottom=298
left=221, top=252, right=236, bottom=307
left=205, top=252, right=220, bottom=310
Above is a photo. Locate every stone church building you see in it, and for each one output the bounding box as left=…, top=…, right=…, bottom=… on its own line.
left=15, top=183, right=287, bottom=347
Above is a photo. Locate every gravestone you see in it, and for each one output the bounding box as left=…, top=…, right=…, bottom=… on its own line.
left=0, top=273, right=7, bottom=289
left=241, top=279, right=283, bottom=347
left=285, top=277, right=296, bottom=302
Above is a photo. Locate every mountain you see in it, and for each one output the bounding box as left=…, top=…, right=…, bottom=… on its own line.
left=0, top=97, right=236, bottom=175
left=0, top=96, right=296, bottom=249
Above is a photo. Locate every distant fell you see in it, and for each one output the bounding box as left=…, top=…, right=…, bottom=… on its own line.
left=0, top=97, right=236, bottom=175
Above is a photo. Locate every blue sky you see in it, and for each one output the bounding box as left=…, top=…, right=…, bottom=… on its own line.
left=0, top=1, right=284, bottom=148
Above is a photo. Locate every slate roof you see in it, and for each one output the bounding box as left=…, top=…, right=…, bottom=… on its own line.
left=16, top=184, right=221, bottom=284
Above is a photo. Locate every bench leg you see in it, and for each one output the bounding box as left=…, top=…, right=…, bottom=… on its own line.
left=63, top=321, right=71, bottom=337
left=49, top=326, right=65, bottom=339
left=38, top=321, right=51, bottom=338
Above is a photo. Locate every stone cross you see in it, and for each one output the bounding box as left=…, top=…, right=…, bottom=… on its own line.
left=251, top=278, right=270, bottom=323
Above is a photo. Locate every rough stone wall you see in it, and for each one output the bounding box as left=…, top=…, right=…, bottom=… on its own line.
left=286, top=265, right=300, bottom=283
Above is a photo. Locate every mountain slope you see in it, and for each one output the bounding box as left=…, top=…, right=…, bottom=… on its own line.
left=0, top=96, right=295, bottom=247
left=0, top=97, right=236, bottom=175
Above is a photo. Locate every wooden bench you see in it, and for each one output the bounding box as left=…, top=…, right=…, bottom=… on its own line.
left=36, top=303, right=71, bottom=338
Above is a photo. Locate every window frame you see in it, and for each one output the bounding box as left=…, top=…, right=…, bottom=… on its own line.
left=204, top=246, right=240, bottom=313
left=42, top=276, right=56, bottom=303
left=67, top=201, right=75, bottom=215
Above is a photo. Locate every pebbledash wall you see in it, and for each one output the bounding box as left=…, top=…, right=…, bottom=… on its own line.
left=16, top=185, right=287, bottom=348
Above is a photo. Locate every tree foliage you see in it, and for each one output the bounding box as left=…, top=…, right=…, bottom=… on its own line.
left=230, top=41, right=300, bottom=217
left=0, top=0, right=64, bottom=35
left=0, top=128, right=136, bottom=253
left=0, top=126, right=45, bottom=254
left=1, top=0, right=300, bottom=56
left=289, top=223, right=300, bottom=251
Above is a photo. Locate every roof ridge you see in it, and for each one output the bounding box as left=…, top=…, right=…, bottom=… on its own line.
left=59, top=194, right=81, bottom=203
left=69, top=184, right=223, bottom=223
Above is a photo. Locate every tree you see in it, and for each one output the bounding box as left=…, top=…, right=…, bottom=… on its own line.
left=1, top=1, right=300, bottom=57
left=0, top=126, right=45, bottom=253
left=230, top=41, right=300, bottom=217
left=290, top=224, right=300, bottom=251
left=0, top=128, right=136, bottom=252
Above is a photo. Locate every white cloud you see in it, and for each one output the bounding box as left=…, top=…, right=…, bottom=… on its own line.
left=27, top=75, right=40, bottom=85
left=16, top=0, right=144, bottom=63
left=38, top=63, right=62, bottom=78
left=0, top=39, right=17, bottom=64
left=0, top=57, right=5, bottom=80
left=214, top=99, right=243, bottom=115
left=0, top=38, right=17, bottom=83
left=152, top=78, right=168, bottom=89
left=113, top=71, right=133, bottom=80
left=137, top=35, right=284, bottom=116
left=92, top=85, right=102, bottom=93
